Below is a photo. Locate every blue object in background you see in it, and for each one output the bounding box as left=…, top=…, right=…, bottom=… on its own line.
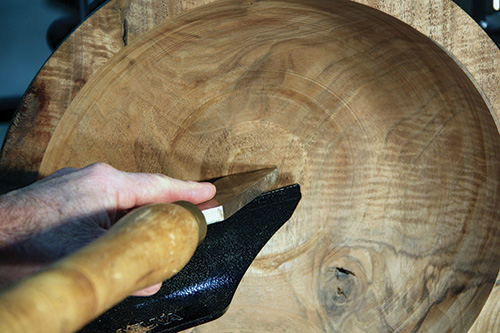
left=0, top=0, right=83, bottom=142
left=0, top=1, right=67, bottom=101
left=0, top=0, right=69, bottom=141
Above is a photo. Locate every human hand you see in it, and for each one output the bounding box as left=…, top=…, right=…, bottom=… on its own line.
left=0, top=163, right=216, bottom=295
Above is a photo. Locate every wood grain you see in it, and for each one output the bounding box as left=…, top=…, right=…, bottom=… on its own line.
left=3, top=0, right=500, bottom=192
left=33, top=0, right=500, bottom=331
left=0, top=0, right=210, bottom=193
left=2, top=0, right=500, bottom=330
left=0, top=202, right=204, bottom=332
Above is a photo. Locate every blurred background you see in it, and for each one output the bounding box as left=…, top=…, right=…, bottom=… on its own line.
left=0, top=0, right=499, bottom=144
left=0, top=0, right=104, bottom=142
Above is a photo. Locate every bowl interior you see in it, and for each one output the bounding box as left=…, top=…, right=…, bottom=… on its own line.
left=39, top=0, right=500, bottom=330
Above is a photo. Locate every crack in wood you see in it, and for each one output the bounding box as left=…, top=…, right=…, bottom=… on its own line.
left=122, top=18, right=129, bottom=46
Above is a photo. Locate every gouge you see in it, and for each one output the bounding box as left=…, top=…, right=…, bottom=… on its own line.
left=82, top=183, right=301, bottom=332
left=0, top=168, right=282, bottom=333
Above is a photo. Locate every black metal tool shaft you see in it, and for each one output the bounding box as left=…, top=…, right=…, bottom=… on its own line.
left=81, top=184, right=301, bottom=332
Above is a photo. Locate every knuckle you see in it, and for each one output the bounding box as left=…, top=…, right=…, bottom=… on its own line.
left=85, top=162, right=116, bottom=176
left=80, top=163, right=118, bottom=194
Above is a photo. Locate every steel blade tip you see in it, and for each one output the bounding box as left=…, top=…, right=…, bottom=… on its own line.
left=200, top=167, right=278, bottom=224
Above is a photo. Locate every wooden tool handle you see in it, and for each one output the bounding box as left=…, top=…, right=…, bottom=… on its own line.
left=0, top=201, right=207, bottom=333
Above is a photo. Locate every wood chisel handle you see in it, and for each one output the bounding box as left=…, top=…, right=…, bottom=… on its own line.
left=0, top=201, right=207, bottom=333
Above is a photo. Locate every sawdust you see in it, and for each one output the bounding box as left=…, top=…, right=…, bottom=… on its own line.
left=116, top=323, right=155, bottom=333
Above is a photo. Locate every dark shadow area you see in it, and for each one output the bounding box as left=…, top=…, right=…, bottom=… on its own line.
left=45, top=0, right=108, bottom=50
left=453, top=0, right=500, bottom=46
left=0, top=97, right=21, bottom=123
left=0, top=169, right=39, bottom=195
left=0, top=193, right=112, bottom=290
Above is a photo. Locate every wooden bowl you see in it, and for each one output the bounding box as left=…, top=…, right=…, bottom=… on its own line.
left=10, top=0, right=500, bottom=331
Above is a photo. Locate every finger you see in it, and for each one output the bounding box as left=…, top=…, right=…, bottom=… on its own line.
left=149, top=176, right=216, bottom=204
left=131, top=282, right=162, bottom=296
left=64, top=163, right=216, bottom=214
left=114, top=172, right=216, bottom=210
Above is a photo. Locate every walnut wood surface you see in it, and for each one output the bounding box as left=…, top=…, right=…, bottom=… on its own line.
left=0, top=203, right=203, bottom=332
left=29, top=0, right=500, bottom=331
left=2, top=0, right=500, bottom=331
